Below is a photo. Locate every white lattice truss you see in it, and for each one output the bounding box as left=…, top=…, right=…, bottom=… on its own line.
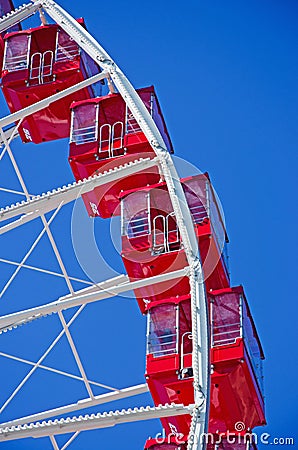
left=0, top=1, right=210, bottom=449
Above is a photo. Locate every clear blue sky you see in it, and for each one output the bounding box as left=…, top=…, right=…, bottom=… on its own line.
left=0, top=1, right=297, bottom=449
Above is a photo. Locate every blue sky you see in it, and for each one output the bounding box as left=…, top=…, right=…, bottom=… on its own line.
left=0, top=0, right=297, bottom=449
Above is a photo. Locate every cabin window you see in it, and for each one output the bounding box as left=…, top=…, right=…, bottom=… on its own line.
left=3, top=34, right=30, bottom=71
left=211, top=291, right=264, bottom=395
left=211, top=292, right=241, bottom=347
left=70, top=103, right=99, bottom=144
left=183, top=178, right=208, bottom=225
left=147, top=304, right=178, bottom=357
left=121, top=191, right=150, bottom=238
left=55, top=29, right=79, bottom=62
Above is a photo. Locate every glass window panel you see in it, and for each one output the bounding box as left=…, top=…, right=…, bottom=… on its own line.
left=4, top=34, right=29, bottom=71
left=183, top=178, right=208, bottom=224
left=56, top=29, right=79, bottom=62
left=147, top=304, right=177, bottom=357
left=212, top=292, right=241, bottom=346
left=71, top=104, right=98, bottom=144
left=122, top=191, right=149, bottom=237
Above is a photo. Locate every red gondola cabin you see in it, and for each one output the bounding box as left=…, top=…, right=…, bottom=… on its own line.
left=144, top=287, right=265, bottom=438
left=120, top=173, right=230, bottom=312
left=68, top=86, right=173, bottom=218
left=1, top=19, right=99, bottom=143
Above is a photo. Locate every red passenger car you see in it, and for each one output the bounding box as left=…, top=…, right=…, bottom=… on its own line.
left=1, top=19, right=98, bottom=143
left=68, top=86, right=173, bottom=218
left=120, top=173, right=229, bottom=312
left=144, top=287, right=265, bottom=439
left=209, top=286, right=265, bottom=433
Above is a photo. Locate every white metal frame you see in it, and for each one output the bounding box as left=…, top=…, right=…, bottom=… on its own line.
left=0, top=1, right=210, bottom=449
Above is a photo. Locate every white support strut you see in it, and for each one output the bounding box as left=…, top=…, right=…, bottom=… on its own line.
left=0, top=384, right=149, bottom=429
left=0, top=268, right=189, bottom=333
left=0, top=157, right=158, bottom=234
left=0, top=403, right=198, bottom=441
left=0, top=72, right=108, bottom=130
left=0, top=1, right=42, bottom=33
left=31, top=1, right=210, bottom=447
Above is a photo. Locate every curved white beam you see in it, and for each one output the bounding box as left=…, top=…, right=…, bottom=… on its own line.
left=34, top=2, right=210, bottom=448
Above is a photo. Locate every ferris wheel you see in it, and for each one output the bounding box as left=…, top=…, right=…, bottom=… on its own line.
left=0, top=1, right=265, bottom=450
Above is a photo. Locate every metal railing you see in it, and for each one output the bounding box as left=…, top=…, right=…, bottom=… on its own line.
left=98, top=121, right=124, bottom=158
left=3, top=53, right=29, bottom=71
left=71, top=125, right=98, bottom=144
left=180, top=332, right=193, bottom=371
left=211, top=322, right=241, bottom=347
left=125, top=109, right=142, bottom=134
left=190, top=203, right=208, bottom=224
left=147, top=331, right=178, bottom=357
left=56, top=41, right=80, bottom=62
left=152, top=214, right=166, bottom=252
left=124, top=215, right=150, bottom=239
left=29, top=51, right=53, bottom=84
left=152, top=212, right=180, bottom=254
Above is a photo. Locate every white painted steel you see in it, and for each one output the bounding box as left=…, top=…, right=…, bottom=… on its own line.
left=0, top=403, right=197, bottom=441
left=0, top=1, right=41, bottom=33
left=0, top=72, right=108, bottom=129
left=0, top=268, right=188, bottom=333
left=0, top=157, right=159, bottom=233
left=0, top=384, right=149, bottom=428
left=0, top=350, right=120, bottom=391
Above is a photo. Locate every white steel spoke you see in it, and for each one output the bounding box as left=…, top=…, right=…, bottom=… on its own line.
left=58, top=311, right=93, bottom=398
left=0, top=187, right=33, bottom=197
left=0, top=157, right=158, bottom=229
left=0, top=305, right=85, bottom=414
left=0, top=73, right=108, bottom=130
left=49, top=433, right=80, bottom=450
left=0, top=207, right=62, bottom=298
left=2, top=135, right=74, bottom=294
left=0, top=351, right=118, bottom=391
left=0, top=1, right=41, bottom=33
left=0, top=404, right=196, bottom=441
left=0, top=258, right=93, bottom=286
left=60, top=432, right=80, bottom=450
left=0, top=268, right=188, bottom=333
left=0, top=125, right=21, bottom=161
left=40, top=216, right=74, bottom=294
left=50, top=435, right=59, bottom=450
left=0, top=384, right=148, bottom=428
left=0, top=205, right=64, bottom=235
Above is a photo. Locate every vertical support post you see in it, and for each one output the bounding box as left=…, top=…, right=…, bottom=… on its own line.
left=239, top=295, right=243, bottom=339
